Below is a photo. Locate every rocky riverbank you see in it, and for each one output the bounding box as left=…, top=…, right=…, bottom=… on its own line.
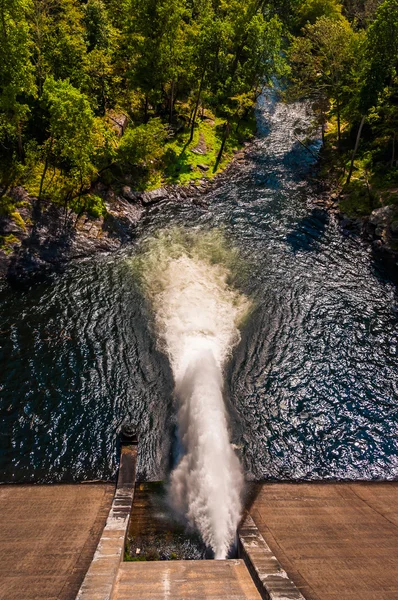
left=309, top=178, right=398, bottom=279
left=0, top=147, right=250, bottom=286
left=2, top=137, right=398, bottom=286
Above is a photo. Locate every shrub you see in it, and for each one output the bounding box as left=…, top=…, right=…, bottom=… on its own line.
left=118, top=118, right=169, bottom=170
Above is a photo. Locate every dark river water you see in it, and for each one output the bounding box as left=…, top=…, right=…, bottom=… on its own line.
left=1, top=93, right=397, bottom=483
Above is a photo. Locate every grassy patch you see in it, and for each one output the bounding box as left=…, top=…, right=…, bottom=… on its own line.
left=339, top=181, right=376, bottom=216
left=11, top=210, right=27, bottom=232
left=0, top=196, right=16, bottom=217
left=155, top=112, right=255, bottom=189
left=71, top=194, right=107, bottom=219
left=0, top=234, right=21, bottom=254
left=119, top=111, right=256, bottom=192
left=0, top=196, right=28, bottom=231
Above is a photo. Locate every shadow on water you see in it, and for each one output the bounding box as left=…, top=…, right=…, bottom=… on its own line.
left=285, top=208, right=329, bottom=253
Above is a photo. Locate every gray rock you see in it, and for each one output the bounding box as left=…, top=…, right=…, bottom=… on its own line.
left=108, top=111, right=128, bottom=137
left=390, top=220, right=398, bottom=237
left=0, top=218, right=26, bottom=235
left=197, top=163, right=209, bottom=171
left=141, top=188, right=169, bottom=205
left=372, top=239, right=383, bottom=250
left=369, top=205, right=396, bottom=227
left=375, top=225, right=385, bottom=238
left=9, top=186, right=30, bottom=203
left=121, top=186, right=142, bottom=203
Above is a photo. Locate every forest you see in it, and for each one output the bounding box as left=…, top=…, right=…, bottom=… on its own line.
left=0, top=0, right=398, bottom=244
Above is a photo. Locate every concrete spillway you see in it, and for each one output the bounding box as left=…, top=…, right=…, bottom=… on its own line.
left=75, top=434, right=304, bottom=600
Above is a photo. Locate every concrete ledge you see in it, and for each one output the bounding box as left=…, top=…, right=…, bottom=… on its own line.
left=76, top=442, right=137, bottom=600
left=239, top=514, right=306, bottom=600
left=113, top=559, right=262, bottom=600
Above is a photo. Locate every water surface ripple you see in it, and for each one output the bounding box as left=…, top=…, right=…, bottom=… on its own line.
left=1, top=93, right=397, bottom=482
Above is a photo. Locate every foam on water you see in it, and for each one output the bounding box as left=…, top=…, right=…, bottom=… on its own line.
left=137, top=228, right=250, bottom=558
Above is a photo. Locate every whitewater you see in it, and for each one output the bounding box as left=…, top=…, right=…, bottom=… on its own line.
left=138, top=228, right=250, bottom=558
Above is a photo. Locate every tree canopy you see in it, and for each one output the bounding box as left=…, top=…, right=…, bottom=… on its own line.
left=1, top=0, right=397, bottom=223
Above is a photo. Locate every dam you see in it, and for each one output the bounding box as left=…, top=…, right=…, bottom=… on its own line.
left=0, top=432, right=397, bottom=600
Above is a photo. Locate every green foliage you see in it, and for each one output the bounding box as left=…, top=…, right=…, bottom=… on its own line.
left=163, top=111, right=256, bottom=185
left=0, top=0, right=289, bottom=222
left=359, top=0, right=398, bottom=112
left=0, top=0, right=36, bottom=159
left=294, top=0, right=343, bottom=30
left=339, top=180, right=375, bottom=215
left=33, top=0, right=88, bottom=89
left=287, top=0, right=398, bottom=205
left=42, top=77, right=96, bottom=176
left=71, top=194, right=107, bottom=218
left=0, top=234, right=21, bottom=254
left=119, top=118, right=169, bottom=168
left=288, top=15, right=362, bottom=136
left=83, top=0, right=113, bottom=51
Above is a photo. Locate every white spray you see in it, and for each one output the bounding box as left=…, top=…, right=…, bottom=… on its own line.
left=137, top=229, right=250, bottom=559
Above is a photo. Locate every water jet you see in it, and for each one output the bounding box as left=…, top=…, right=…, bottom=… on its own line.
left=135, top=228, right=251, bottom=559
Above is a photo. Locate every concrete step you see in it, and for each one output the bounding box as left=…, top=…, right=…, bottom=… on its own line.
left=112, top=559, right=262, bottom=600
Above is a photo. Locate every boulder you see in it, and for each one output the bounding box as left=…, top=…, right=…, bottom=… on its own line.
left=9, top=186, right=30, bottom=203
left=369, top=205, right=396, bottom=227
left=390, top=220, right=398, bottom=237
left=121, top=186, right=142, bottom=203
left=375, top=225, right=384, bottom=238
left=197, top=163, right=209, bottom=171
left=191, top=133, right=207, bottom=155
left=141, top=188, right=169, bottom=205
left=372, top=239, right=384, bottom=251
left=0, top=220, right=23, bottom=235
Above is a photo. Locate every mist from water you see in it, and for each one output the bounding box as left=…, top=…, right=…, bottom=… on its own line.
left=137, top=228, right=250, bottom=558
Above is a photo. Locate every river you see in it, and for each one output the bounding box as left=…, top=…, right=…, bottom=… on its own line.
left=0, top=91, right=397, bottom=483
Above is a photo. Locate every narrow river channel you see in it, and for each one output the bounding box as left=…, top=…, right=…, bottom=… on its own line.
left=1, top=91, right=397, bottom=483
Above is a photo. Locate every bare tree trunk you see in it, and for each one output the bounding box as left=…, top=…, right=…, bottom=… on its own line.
left=169, top=80, right=174, bottom=124
left=336, top=98, right=341, bottom=152
left=391, top=132, right=396, bottom=168
left=214, top=121, right=230, bottom=171
left=345, top=115, right=366, bottom=186
left=17, top=122, right=24, bottom=162
left=320, top=107, right=326, bottom=146
left=188, top=68, right=206, bottom=145
left=187, top=105, right=195, bottom=129
left=36, top=156, right=50, bottom=219
left=63, top=191, right=73, bottom=229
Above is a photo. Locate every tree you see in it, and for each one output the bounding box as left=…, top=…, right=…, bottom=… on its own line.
left=186, top=2, right=220, bottom=143
left=208, top=1, right=284, bottom=166
left=343, top=0, right=383, bottom=29
left=83, top=0, right=119, bottom=114
left=32, top=0, right=88, bottom=91
left=288, top=16, right=361, bottom=150
left=0, top=0, right=290, bottom=220
left=38, top=77, right=100, bottom=210
left=293, top=0, right=343, bottom=32
left=123, top=0, right=189, bottom=123
left=0, top=0, right=36, bottom=162
left=346, top=0, right=398, bottom=183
